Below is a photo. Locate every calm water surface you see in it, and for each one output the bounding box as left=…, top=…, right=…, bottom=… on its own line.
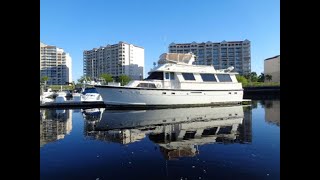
left=40, top=100, right=280, bottom=180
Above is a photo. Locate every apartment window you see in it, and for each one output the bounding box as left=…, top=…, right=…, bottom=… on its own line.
left=182, top=73, right=195, bottom=80
left=200, top=74, right=217, bottom=82
left=217, top=74, right=232, bottom=82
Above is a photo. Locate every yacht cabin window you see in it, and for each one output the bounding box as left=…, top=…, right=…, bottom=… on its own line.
left=170, top=72, right=175, bottom=80
left=165, top=72, right=169, bottom=79
left=200, top=73, right=217, bottom=82
left=216, top=74, right=232, bottom=82
left=137, top=83, right=156, bottom=88
left=82, top=88, right=98, bottom=95
left=165, top=72, right=175, bottom=80
left=146, top=72, right=163, bottom=80
left=182, top=73, right=196, bottom=80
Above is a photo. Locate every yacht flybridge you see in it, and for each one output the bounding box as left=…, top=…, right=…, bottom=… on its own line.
left=95, top=52, right=244, bottom=107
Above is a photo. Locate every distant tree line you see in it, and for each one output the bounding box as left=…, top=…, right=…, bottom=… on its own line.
left=44, top=72, right=274, bottom=89
left=236, top=72, right=273, bottom=86
left=77, top=73, right=132, bottom=86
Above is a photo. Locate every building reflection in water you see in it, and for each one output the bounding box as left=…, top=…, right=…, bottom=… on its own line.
left=40, top=109, right=72, bottom=147
left=263, top=100, right=280, bottom=126
left=82, top=105, right=252, bottom=159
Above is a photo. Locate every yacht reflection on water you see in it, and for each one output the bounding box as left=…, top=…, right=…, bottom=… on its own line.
left=40, top=109, right=72, bottom=147
left=81, top=108, right=105, bottom=121
left=82, top=105, right=252, bottom=159
left=82, top=108, right=105, bottom=136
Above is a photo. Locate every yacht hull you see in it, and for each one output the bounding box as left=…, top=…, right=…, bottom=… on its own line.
left=81, top=93, right=103, bottom=103
left=95, top=85, right=243, bottom=107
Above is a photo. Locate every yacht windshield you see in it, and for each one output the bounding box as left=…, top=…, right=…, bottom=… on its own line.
left=82, top=88, right=98, bottom=94
left=146, top=72, right=163, bottom=80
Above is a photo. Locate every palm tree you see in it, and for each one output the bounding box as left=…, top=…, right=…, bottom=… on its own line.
left=265, top=74, right=272, bottom=82
left=41, top=76, right=49, bottom=87
left=258, top=73, right=265, bottom=82
left=77, top=76, right=91, bottom=84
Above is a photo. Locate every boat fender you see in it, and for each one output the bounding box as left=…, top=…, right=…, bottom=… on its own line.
left=156, top=84, right=161, bottom=88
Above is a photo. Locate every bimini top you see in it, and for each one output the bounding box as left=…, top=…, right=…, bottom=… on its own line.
left=158, top=52, right=195, bottom=65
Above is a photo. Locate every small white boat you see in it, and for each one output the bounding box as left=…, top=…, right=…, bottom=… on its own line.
left=95, top=52, right=244, bottom=108
left=40, top=95, right=54, bottom=104
left=72, top=93, right=82, bottom=102
left=73, top=81, right=103, bottom=102
left=42, top=88, right=54, bottom=98
left=55, top=92, right=67, bottom=103
left=81, top=108, right=105, bottom=121
left=81, top=87, right=103, bottom=102
left=55, top=91, right=67, bottom=97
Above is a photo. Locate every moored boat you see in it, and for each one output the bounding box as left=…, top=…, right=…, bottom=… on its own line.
left=95, top=52, right=244, bottom=107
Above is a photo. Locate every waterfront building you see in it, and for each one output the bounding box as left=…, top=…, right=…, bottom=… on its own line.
left=168, top=40, right=251, bottom=75
left=264, top=55, right=280, bottom=82
left=40, top=42, right=72, bottom=85
left=83, top=41, right=144, bottom=80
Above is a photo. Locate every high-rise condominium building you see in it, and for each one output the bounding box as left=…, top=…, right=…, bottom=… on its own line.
left=83, top=41, right=144, bottom=80
left=168, top=40, right=251, bottom=75
left=40, top=42, right=72, bottom=85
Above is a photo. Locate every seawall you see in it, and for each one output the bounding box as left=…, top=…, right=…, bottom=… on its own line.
left=244, top=86, right=280, bottom=99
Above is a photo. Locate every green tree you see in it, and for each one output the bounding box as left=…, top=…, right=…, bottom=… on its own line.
left=77, top=76, right=85, bottom=84
left=258, top=73, right=265, bottom=82
left=236, top=75, right=248, bottom=86
left=118, top=74, right=132, bottom=86
left=249, top=72, right=258, bottom=82
left=243, top=74, right=251, bottom=81
left=100, top=73, right=113, bottom=84
left=265, top=74, right=272, bottom=82
left=71, top=81, right=76, bottom=90
left=41, top=76, right=49, bottom=87
left=77, top=76, right=91, bottom=84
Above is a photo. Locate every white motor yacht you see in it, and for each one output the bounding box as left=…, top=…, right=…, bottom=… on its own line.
left=95, top=52, right=244, bottom=107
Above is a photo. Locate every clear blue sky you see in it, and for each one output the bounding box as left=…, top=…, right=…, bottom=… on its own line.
left=40, top=0, right=279, bottom=81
